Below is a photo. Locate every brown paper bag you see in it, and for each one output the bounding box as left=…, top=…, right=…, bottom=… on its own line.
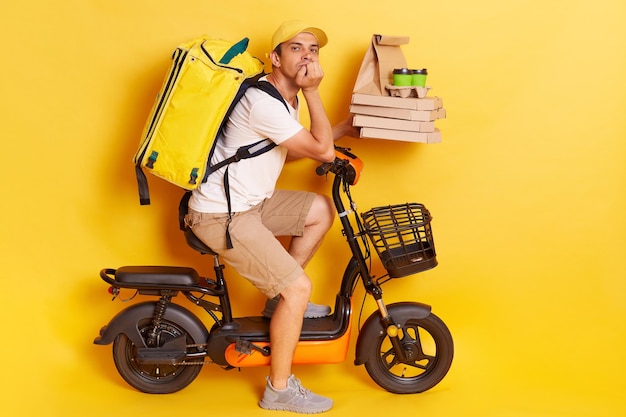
left=352, top=35, right=410, bottom=96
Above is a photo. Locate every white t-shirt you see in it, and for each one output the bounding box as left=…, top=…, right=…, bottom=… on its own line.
left=189, top=80, right=303, bottom=213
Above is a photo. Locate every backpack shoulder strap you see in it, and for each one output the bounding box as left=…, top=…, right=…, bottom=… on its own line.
left=207, top=78, right=289, bottom=174
left=254, top=80, right=289, bottom=111
left=216, top=77, right=290, bottom=249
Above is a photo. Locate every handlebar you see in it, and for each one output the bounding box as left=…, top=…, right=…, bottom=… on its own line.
left=315, top=147, right=363, bottom=186
left=315, top=161, right=334, bottom=176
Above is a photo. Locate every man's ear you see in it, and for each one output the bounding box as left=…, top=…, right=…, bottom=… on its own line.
left=269, top=50, right=281, bottom=67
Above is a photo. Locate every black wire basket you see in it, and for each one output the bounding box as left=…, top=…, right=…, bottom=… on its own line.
left=361, top=203, right=437, bottom=278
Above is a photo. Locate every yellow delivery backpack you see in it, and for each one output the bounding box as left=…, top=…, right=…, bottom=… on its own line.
left=133, top=36, right=286, bottom=205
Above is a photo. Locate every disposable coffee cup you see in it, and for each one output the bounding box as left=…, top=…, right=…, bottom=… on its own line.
left=411, top=68, right=428, bottom=87
left=393, top=68, right=413, bottom=86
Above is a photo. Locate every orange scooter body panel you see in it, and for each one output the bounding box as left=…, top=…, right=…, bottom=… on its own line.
left=224, top=315, right=353, bottom=367
left=334, top=148, right=363, bottom=186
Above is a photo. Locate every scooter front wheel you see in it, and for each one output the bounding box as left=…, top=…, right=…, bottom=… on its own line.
left=363, top=311, right=453, bottom=394
left=112, top=318, right=203, bottom=394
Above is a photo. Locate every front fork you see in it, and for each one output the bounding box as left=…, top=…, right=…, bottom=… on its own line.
left=369, top=286, right=409, bottom=363
left=333, top=172, right=409, bottom=363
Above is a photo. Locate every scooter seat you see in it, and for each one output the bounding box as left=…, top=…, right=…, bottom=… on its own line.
left=115, top=266, right=200, bottom=286
left=178, top=191, right=219, bottom=256
left=183, top=228, right=218, bottom=256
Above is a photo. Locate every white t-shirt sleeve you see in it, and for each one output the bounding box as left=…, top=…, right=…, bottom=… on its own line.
left=247, top=91, right=303, bottom=144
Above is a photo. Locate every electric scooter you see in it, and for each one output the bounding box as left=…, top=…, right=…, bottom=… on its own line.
left=94, top=147, right=453, bottom=394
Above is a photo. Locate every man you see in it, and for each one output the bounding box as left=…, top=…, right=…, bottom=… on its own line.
left=186, top=20, right=356, bottom=413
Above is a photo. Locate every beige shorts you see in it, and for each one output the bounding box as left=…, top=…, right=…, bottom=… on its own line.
left=185, top=190, right=316, bottom=298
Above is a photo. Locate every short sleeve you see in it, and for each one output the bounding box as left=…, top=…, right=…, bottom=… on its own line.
left=247, top=90, right=303, bottom=144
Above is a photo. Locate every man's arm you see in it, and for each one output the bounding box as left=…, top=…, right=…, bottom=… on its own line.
left=280, top=62, right=335, bottom=162
left=332, top=115, right=359, bottom=141
left=285, top=115, right=359, bottom=161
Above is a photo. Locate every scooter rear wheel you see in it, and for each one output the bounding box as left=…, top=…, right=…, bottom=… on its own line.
left=112, top=318, right=203, bottom=394
left=363, top=312, right=453, bottom=394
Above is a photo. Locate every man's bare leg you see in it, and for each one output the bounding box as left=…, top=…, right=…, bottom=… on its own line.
left=288, top=194, right=334, bottom=267
left=268, top=274, right=311, bottom=389
left=267, top=194, right=334, bottom=388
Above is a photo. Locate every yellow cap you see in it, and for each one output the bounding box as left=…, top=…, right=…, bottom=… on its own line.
left=271, top=20, right=328, bottom=51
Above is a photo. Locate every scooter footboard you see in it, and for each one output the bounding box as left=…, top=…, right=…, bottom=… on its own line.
left=93, top=301, right=209, bottom=347
left=354, top=301, right=431, bottom=365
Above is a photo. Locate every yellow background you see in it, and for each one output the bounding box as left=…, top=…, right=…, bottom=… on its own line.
left=2, top=0, right=624, bottom=416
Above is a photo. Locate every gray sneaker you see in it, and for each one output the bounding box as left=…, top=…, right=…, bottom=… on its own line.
left=259, top=375, right=333, bottom=413
left=262, top=296, right=331, bottom=319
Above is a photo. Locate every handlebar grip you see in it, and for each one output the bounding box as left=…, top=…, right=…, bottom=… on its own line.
left=315, top=161, right=333, bottom=176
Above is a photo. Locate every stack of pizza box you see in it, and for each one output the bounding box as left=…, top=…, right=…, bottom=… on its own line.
left=350, top=91, right=446, bottom=144
left=350, top=34, right=446, bottom=143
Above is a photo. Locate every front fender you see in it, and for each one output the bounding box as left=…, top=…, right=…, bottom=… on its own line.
left=354, top=301, right=432, bottom=365
left=93, top=301, right=209, bottom=347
